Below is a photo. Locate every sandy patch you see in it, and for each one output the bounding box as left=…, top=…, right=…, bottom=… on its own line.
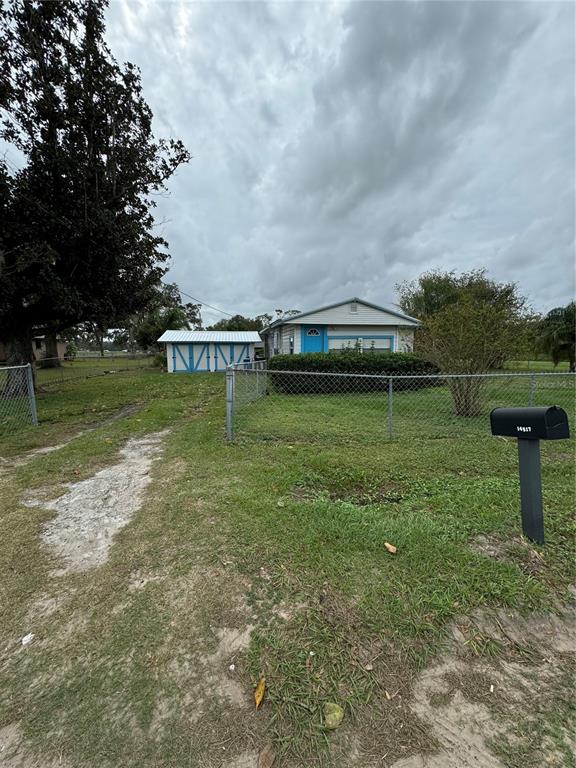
left=23, top=431, right=168, bottom=574
left=0, top=723, right=72, bottom=768
left=389, top=603, right=575, bottom=768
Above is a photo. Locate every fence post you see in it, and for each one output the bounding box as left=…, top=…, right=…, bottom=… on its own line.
left=226, top=365, right=235, bottom=441
left=25, top=363, right=38, bottom=425
left=388, top=376, right=394, bottom=440
left=528, top=374, right=537, bottom=406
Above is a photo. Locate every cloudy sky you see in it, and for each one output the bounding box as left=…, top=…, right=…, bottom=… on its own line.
left=106, top=0, right=574, bottom=325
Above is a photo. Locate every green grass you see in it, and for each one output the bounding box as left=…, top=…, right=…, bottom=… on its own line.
left=0, top=371, right=574, bottom=767
left=504, top=359, right=571, bottom=372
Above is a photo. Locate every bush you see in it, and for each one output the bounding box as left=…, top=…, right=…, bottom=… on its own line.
left=267, top=352, right=439, bottom=394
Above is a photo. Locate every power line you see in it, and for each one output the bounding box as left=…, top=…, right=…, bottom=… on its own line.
left=164, top=282, right=235, bottom=318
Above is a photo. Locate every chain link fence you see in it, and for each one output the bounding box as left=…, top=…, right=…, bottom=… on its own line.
left=0, top=364, right=38, bottom=434
left=226, top=365, right=575, bottom=444
left=34, top=354, right=155, bottom=388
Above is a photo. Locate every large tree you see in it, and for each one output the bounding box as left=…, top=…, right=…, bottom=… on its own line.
left=0, top=0, right=189, bottom=364
left=537, top=302, right=576, bottom=372
left=396, top=268, right=528, bottom=320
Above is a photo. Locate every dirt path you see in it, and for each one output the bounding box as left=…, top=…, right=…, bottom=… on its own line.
left=23, top=430, right=168, bottom=574
left=0, top=403, right=144, bottom=470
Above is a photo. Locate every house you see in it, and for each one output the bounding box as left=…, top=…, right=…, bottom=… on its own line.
left=158, top=330, right=262, bottom=372
left=260, top=298, right=420, bottom=357
left=0, top=335, right=67, bottom=363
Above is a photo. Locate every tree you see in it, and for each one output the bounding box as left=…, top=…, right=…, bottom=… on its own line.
left=417, top=297, right=525, bottom=417
left=396, top=269, right=527, bottom=320
left=207, top=313, right=272, bottom=331
left=0, top=1, right=190, bottom=365
left=131, top=282, right=194, bottom=351
left=537, top=302, right=575, bottom=371
left=134, top=305, right=187, bottom=352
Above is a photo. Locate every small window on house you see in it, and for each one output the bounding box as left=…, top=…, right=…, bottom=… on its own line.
left=350, top=302, right=358, bottom=313
left=35, top=339, right=42, bottom=350
left=307, top=328, right=320, bottom=336
left=289, top=336, right=294, bottom=354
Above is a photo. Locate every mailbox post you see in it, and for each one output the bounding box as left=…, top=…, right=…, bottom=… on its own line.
left=490, top=406, right=570, bottom=544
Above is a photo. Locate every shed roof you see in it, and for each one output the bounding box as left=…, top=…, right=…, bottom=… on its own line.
left=158, top=330, right=262, bottom=343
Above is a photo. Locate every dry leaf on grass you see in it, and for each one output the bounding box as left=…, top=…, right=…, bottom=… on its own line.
left=384, top=542, right=397, bottom=554
left=255, top=677, right=266, bottom=708
left=258, top=743, right=276, bottom=768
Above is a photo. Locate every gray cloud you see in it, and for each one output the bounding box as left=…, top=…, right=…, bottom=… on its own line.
left=106, top=0, right=574, bottom=324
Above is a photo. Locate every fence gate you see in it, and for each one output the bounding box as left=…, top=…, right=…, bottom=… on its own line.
left=0, top=364, right=38, bottom=433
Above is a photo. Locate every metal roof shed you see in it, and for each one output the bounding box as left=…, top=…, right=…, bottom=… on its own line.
left=157, top=330, right=262, bottom=373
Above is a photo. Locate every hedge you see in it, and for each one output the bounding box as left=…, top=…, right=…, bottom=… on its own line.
left=267, top=351, right=439, bottom=394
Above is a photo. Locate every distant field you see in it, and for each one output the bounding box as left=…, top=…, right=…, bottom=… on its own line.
left=35, top=356, right=154, bottom=386
left=504, top=359, right=570, bottom=372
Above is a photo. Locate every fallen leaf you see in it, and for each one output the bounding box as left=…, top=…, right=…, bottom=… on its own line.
left=385, top=689, right=392, bottom=700
left=323, top=701, right=344, bottom=730
left=258, top=743, right=276, bottom=768
left=255, top=677, right=266, bottom=708
left=384, top=542, right=397, bottom=554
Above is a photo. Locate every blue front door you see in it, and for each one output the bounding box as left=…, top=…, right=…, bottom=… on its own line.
left=301, top=325, right=325, bottom=353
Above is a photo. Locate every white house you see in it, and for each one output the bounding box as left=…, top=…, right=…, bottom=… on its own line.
left=260, top=298, right=420, bottom=357
left=158, top=330, right=261, bottom=372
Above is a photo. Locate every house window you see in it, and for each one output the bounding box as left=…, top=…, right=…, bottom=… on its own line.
left=350, top=302, right=358, bottom=313
left=34, top=339, right=42, bottom=350
left=289, top=336, right=294, bottom=354
left=307, top=328, right=320, bottom=336
left=364, top=338, right=392, bottom=353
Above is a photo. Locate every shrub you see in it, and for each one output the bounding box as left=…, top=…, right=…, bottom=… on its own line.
left=267, top=352, right=439, bottom=394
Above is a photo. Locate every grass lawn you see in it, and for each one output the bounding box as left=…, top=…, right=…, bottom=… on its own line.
left=0, top=370, right=574, bottom=767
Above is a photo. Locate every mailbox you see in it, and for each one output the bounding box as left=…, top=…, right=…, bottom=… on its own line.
left=490, top=405, right=570, bottom=545
left=490, top=406, right=570, bottom=440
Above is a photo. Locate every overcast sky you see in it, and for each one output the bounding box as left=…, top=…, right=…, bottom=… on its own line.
left=106, top=0, right=575, bottom=325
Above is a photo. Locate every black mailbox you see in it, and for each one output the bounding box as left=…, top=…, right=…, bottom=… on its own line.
left=490, top=406, right=570, bottom=440
left=490, top=405, right=570, bottom=545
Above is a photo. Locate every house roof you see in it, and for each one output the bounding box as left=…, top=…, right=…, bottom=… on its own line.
left=158, top=330, right=262, bottom=343
left=264, top=297, right=420, bottom=330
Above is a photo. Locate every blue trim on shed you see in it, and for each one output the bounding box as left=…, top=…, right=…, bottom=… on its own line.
left=168, top=341, right=254, bottom=372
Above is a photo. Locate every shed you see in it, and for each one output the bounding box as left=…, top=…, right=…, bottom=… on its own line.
left=158, top=330, right=262, bottom=373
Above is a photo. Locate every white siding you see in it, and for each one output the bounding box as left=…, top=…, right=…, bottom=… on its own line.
left=293, top=301, right=417, bottom=327
left=167, top=343, right=174, bottom=372
left=278, top=324, right=300, bottom=355
left=397, top=329, right=415, bottom=353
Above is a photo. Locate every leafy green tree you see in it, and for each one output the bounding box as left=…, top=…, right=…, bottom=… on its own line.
left=396, top=269, right=527, bottom=320
left=134, top=305, right=188, bottom=352
left=131, top=282, right=192, bottom=351
left=537, top=302, right=575, bottom=371
left=208, top=313, right=272, bottom=331
left=0, top=0, right=190, bottom=364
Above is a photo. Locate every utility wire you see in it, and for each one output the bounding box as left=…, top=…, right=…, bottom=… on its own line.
left=167, top=282, right=235, bottom=317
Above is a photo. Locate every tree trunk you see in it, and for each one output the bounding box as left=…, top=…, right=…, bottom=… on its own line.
left=3, top=329, right=36, bottom=394
left=448, top=377, right=484, bottom=417
left=42, top=332, right=62, bottom=367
